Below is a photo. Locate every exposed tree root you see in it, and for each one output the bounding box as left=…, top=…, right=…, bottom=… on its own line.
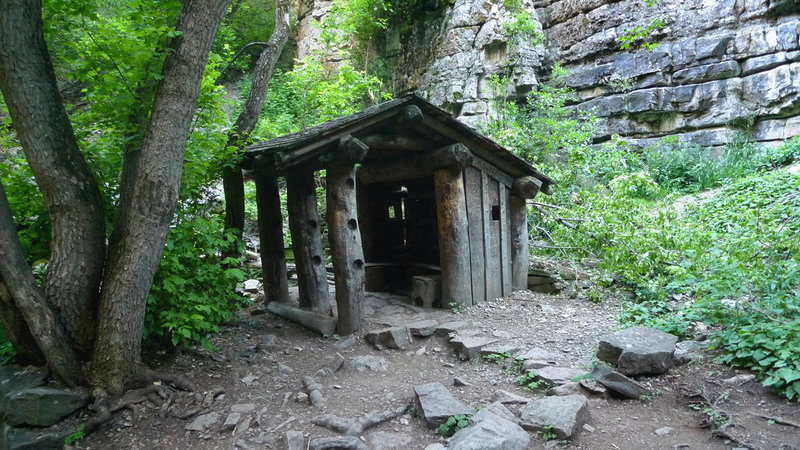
left=750, top=413, right=800, bottom=428
left=311, top=404, right=411, bottom=436
left=683, top=386, right=759, bottom=450
left=309, top=436, right=369, bottom=450
left=302, top=376, right=326, bottom=407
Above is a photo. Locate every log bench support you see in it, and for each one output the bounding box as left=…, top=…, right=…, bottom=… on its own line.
left=286, top=165, right=330, bottom=313
left=253, top=156, right=289, bottom=304
left=410, top=275, right=442, bottom=308
left=434, top=144, right=473, bottom=307
left=510, top=176, right=542, bottom=290
left=326, top=137, right=369, bottom=335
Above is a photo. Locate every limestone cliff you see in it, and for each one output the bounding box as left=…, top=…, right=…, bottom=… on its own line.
left=293, top=0, right=800, bottom=147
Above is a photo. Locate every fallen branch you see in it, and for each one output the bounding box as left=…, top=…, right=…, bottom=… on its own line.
left=311, top=404, right=411, bottom=436
left=749, top=413, right=800, bottom=428
left=302, top=376, right=326, bottom=407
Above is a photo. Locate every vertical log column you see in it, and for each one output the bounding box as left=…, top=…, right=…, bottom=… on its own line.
left=434, top=144, right=473, bottom=307
left=253, top=156, right=289, bottom=304
left=287, top=165, right=330, bottom=313
left=326, top=137, right=369, bottom=335
left=511, top=176, right=542, bottom=290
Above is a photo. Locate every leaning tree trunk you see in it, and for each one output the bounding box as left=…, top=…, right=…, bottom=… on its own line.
left=222, top=0, right=291, bottom=249
left=0, top=274, right=45, bottom=365
left=0, top=182, right=84, bottom=386
left=90, top=0, right=232, bottom=395
left=0, top=0, right=106, bottom=357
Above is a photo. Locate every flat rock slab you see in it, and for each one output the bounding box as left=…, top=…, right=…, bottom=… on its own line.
left=519, top=395, right=590, bottom=440
left=186, top=412, right=221, bottom=431
left=405, top=320, right=439, bottom=337
left=349, top=355, right=389, bottom=372
left=449, top=404, right=530, bottom=450
left=0, top=366, right=48, bottom=397
left=413, top=382, right=475, bottom=427
left=518, top=347, right=560, bottom=362
left=597, top=326, right=678, bottom=375
left=366, top=326, right=412, bottom=350
left=534, top=366, right=588, bottom=385
left=592, top=363, right=651, bottom=399
left=479, top=343, right=522, bottom=357
left=494, top=389, right=531, bottom=404
left=450, top=336, right=499, bottom=360
left=4, top=387, right=88, bottom=426
left=435, top=321, right=471, bottom=337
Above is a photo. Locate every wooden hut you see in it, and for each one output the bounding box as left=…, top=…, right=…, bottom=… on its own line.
left=242, top=94, right=554, bottom=335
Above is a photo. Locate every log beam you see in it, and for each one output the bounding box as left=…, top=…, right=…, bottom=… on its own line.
left=434, top=166, right=472, bottom=307
left=253, top=157, right=289, bottom=304
left=326, top=137, right=369, bottom=335
left=267, top=301, right=337, bottom=336
left=286, top=165, right=330, bottom=313
left=358, top=143, right=473, bottom=185
left=512, top=176, right=541, bottom=199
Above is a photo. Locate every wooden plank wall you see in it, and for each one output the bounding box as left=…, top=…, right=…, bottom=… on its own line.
left=463, top=164, right=513, bottom=304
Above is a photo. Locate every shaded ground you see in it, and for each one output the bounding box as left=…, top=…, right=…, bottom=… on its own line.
left=76, top=282, right=800, bottom=449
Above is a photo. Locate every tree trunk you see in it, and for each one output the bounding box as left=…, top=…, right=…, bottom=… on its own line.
left=0, top=274, right=45, bottom=365
left=0, top=181, right=84, bottom=386
left=254, top=161, right=289, bottom=304
left=90, top=0, right=232, bottom=395
left=0, top=0, right=106, bottom=357
left=434, top=168, right=472, bottom=307
left=326, top=138, right=369, bottom=335
left=222, top=0, right=291, bottom=248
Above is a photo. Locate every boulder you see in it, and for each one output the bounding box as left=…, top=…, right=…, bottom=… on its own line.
left=597, top=326, right=678, bottom=375
left=413, top=382, right=475, bottom=427
left=591, top=363, right=651, bottom=399
left=365, top=326, right=412, bottom=350
left=519, top=395, right=590, bottom=439
left=449, top=403, right=530, bottom=450
left=673, top=340, right=707, bottom=365
left=4, top=387, right=88, bottom=427
left=450, top=335, right=498, bottom=360
left=404, top=320, right=439, bottom=337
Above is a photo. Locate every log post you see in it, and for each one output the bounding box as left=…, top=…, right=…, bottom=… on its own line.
left=434, top=147, right=472, bottom=307
left=510, top=176, right=541, bottom=290
left=326, top=137, right=369, bottom=335
left=286, top=165, right=330, bottom=313
left=253, top=156, right=289, bottom=304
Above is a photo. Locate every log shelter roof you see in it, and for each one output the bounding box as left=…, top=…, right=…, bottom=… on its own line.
left=243, top=93, right=554, bottom=190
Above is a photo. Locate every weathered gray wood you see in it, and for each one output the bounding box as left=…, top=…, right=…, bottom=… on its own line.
left=500, top=185, right=512, bottom=295
left=360, top=133, right=434, bottom=151
left=510, top=194, right=529, bottom=291
left=254, top=163, right=289, bottom=304
left=326, top=137, right=369, bottom=335
left=512, top=176, right=542, bottom=199
left=267, top=301, right=337, bottom=336
left=470, top=156, right=514, bottom=188
left=286, top=166, right=330, bottom=313
left=464, top=167, right=485, bottom=305
left=484, top=174, right=501, bottom=300
left=357, top=143, right=473, bottom=185
left=434, top=168, right=472, bottom=307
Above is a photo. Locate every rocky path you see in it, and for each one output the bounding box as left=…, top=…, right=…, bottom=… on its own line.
left=66, top=286, right=800, bottom=450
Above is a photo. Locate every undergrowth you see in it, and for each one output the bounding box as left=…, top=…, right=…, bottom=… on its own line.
left=483, top=68, right=800, bottom=400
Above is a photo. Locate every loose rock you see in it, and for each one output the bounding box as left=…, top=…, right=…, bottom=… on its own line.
left=519, top=395, right=590, bottom=439
left=365, top=326, right=412, bottom=350
left=413, top=382, right=475, bottom=427
left=348, top=355, right=389, bottom=372
left=591, top=363, right=651, bottom=399
left=597, top=326, right=678, bottom=376
left=185, top=412, right=221, bottom=432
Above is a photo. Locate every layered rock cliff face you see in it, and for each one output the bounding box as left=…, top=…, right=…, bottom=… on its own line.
left=293, top=0, right=800, bottom=147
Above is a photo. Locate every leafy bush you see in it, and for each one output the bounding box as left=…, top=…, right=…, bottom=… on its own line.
left=144, top=213, right=247, bottom=350
left=436, top=413, right=471, bottom=437
left=0, top=325, right=16, bottom=365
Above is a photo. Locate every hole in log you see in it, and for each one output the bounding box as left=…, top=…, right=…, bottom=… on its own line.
left=492, top=205, right=500, bottom=221
left=346, top=178, right=355, bottom=189
left=307, top=220, right=317, bottom=229
left=312, top=255, right=322, bottom=265
left=347, top=218, right=358, bottom=230
left=353, top=259, right=364, bottom=270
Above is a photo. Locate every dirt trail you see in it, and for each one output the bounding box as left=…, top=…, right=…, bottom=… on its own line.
left=77, top=284, right=800, bottom=450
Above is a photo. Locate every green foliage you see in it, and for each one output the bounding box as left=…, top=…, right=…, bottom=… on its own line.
left=0, top=156, right=51, bottom=263
left=515, top=370, right=550, bottom=391
left=144, top=213, right=247, bottom=350
left=64, top=423, right=86, bottom=445
left=618, top=18, right=665, bottom=52
left=538, top=425, right=557, bottom=442
left=0, top=325, right=16, bottom=365
left=448, top=301, right=468, bottom=314
left=213, top=0, right=278, bottom=76
left=436, top=413, right=471, bottom=437
left=481, top=352, right=512, bottom=364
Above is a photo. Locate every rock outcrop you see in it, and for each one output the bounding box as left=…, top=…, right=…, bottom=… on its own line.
left=293, top=0, right=800, bottom=147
